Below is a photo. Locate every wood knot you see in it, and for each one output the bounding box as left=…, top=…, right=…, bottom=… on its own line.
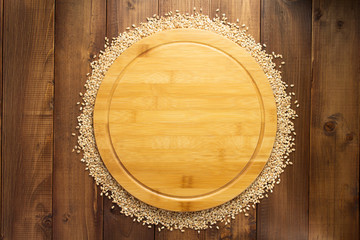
left=346, top=132, right=354, bottom=142
left=127, top=0, right=135, bottom=9
left=62, top=213, right=71, bottom=223
left=314, top=8, right=322, bottom=21
left=41, top=214, right=53, bottom=229
left=337, top=20, right=344, bottom=29
left=323, top=121, right=336, bottom=133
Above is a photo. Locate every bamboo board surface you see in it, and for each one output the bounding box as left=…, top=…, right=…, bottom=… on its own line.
left=94, top=29, right=277, bottom=212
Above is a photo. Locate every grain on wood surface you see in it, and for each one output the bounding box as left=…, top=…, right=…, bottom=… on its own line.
left=222, top=212, right=256, bottom=240
left=210, top=0, right=260, bottom=41
left=53, top=0, right=105, bottom=239
left=158, top=0, right=192, bottom=15
left=309, top=0, right=359, bottom=239
left=104, top=205, right=154, bottom=240
left=155, top=212, right=256, bottom=240
left=257, top=0, right=312, bottom=239
left=105, top=1, right=157, bottom=239
left=159, top=0, right=210, bottom=15
left=193, top=0, right=210, bottom=14
left=107, top=0, right=158, bottom=40
left=1, top=0, right=54, bottom=239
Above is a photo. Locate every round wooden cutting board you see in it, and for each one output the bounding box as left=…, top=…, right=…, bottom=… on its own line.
left=94, top=29, right=277, bottom=212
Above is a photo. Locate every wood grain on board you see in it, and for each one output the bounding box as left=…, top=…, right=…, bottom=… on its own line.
left=53, top=0, right=106, bottom=239
left=257, top=0, right=312, bottom=239
left=309, top=0, right=359, bottom=239
left=2, top=0, right=54, bottom=239
left=105, top=1, right=158, bottom=239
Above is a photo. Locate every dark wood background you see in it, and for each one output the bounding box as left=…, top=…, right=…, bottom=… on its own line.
left=1, top=0, right=359, bottom=239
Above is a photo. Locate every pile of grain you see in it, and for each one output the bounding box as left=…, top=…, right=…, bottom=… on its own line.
left=75, top=11, right=297, bottom=232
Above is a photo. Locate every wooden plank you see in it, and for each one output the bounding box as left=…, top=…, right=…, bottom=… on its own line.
left=309, top=0, right=359, bottom=239
left=53, top=0, right=106, bottom=239
left=104, top=0, right=157, bottom=239
left=257, top=0, right=312, bottom=239
left=1, top=0, right=54, bottom=239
